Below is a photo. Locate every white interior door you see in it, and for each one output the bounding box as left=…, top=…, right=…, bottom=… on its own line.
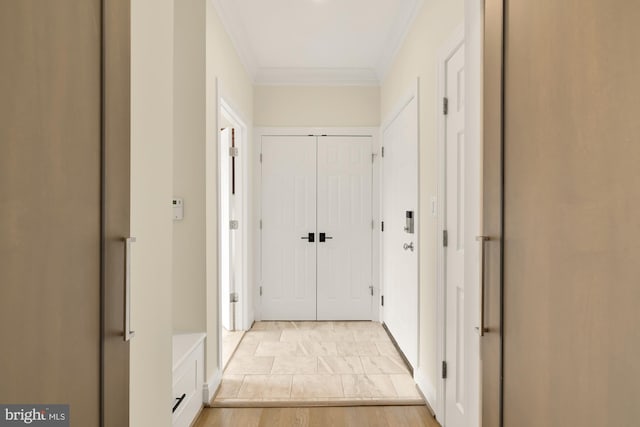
left=261, top=136, right=317, bottom=320
left=444, top=41, right=466, bottom=427
left=383, top=96, right=419, bottom=369
left=317, top=136, right=373, bottom=320
left=220, top=128, right=232, bottom=330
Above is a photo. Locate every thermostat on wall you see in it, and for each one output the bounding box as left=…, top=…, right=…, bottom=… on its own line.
left=172, top=198, right=184, bottom=221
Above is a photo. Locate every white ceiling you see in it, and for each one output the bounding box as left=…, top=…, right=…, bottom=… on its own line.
left=212, top=0, right=423, bottom=86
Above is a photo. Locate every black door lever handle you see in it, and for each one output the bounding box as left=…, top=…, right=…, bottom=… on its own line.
left=301, top=232, right=315, bottom=242
left=319, top=233, right=333, bottom=242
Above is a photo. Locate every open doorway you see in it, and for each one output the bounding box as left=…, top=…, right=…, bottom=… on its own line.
left=218, top=99, right=248, bottom=369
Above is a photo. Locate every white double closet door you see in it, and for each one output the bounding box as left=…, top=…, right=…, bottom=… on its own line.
left=261, top=135, right=373, bottom=321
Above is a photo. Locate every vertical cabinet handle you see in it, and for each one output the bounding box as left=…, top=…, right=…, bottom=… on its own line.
left=124, top=237, right=136, bottom=342
left=475, top=236, right=490, bottom=336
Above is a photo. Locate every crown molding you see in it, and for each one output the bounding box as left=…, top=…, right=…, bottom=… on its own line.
left=376, top=0, right=424, bottom=82
left=211, top=0, right=423, bottom=86
left=254, top=67, right=380, bottom=86
left=210, top=0, right=257, bottom=80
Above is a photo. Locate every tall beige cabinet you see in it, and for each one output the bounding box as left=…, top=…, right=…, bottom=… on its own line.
left=482, top=1, right=640, bottom=426
left=0, top=1, right=132, bottom=426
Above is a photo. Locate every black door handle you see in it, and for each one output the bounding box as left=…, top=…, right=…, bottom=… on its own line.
left=301, top=232, right=315, bottom=242
left=319, top=233, right=333, bottom=242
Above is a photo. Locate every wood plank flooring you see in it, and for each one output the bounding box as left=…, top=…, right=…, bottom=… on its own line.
left=194, top=405, right=440, bottom=427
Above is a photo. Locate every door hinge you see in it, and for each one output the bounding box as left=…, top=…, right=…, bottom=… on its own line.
left=371, top=153, right=375, bottom=163
left=259, top=286, right=263, bottom=296
left=381, top=146, right=385, bottom=158
left=230, top=220, right=239, bottom=230
left=381, top=221, right=384, bottom=232
left=381, top=295, right=384, bottom=306
left=259, top=153, right=263, bottom=163
left=443, top=230, right=448, bottom=247
left=259, top=220, right=262, bottom=230
left=443, top=97, right=449, bottom=115
left=442, top=361, right=448, bottom=379
left=371, top=219, right=374, bottom=230
left=369, top=285, right=374, bottom=296
left=229, top=146, right=239, bottom=157
left=230, top=292, right=239, bottom=303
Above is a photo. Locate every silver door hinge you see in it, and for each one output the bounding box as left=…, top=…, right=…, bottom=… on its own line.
left=371, top=219, right=374, bottom=230
left=443, top=97, right=449, bottom=115
left=229, top=147, right=239, bottom=157
left=230, top=220, right=239, bottom=230
left=371, top=153, right=375, bottom=163
left=443, top=230, right=449, bottom=247
left=259, top=286, right=263, bottom=296
left=381, top=146, right=385, bottom=158
left=442, top=361, right=448, bottom=379
left=260, top=153, right=263, bottom=163
left=230, top=292, right=239, bottom=303
left=369, top=286, right=374, bottom=296
left=259, top=220, right=262, bottom=230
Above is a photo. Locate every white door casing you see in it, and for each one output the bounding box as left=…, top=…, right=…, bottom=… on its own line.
left=444, top=40, right=466, bottom=427
left=220, top=128, right=232, bottom=330
left=382, top=95, right=419, bottom=369
left=261, top=136, right=317, bottom=320
left=317, top=136, right=373, bottom=320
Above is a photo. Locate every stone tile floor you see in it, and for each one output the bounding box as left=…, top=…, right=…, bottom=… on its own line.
left=222, top=327, right=245, bottom=369
left=213, top=321, right=423, bottom=406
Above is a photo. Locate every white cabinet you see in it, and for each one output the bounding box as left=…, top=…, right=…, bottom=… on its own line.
left=172, top=333, right=205, bottom=427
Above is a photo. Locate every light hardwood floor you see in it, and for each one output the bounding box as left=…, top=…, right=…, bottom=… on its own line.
left=194, top=405, right=440, bottom=427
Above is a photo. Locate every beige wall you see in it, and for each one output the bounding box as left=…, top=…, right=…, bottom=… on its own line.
left=254, top=85, right=380, bottom=127
left=130, top=0, right=174, bottom=425
left=173, top=0, right=207, bottom=334
left=381, top=0, right=464, bottom=403
left=173, top=0, right=254, bottom=383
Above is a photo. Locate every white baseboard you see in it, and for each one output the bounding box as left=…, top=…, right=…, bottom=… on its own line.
left=202, top=369, right=222, bottom=405
left=414, top=367, right=438, bottom=417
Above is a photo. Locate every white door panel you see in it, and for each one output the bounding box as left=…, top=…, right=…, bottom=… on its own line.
left=317, top=137, right=372, bottom=320
left=445, top=42, right=466, bottom=427
left=261, top=136, right=317, bottom=320
left=383, top=97, right=419, bottom=369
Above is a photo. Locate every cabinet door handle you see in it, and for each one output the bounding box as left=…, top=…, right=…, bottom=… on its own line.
left=475, top=236, right=490, bottom=336
left=319, top=233, right=333, bottom=242
left=124, top=237, right=136, bottom=342
left=172, top=393, right=186, bottom=413
left=301, top=232, right=315, bottom=242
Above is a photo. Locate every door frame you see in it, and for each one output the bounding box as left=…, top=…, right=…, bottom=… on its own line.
left=216, top=89, right=250, bottom=373
left=253, top=127, right=380, bottom=322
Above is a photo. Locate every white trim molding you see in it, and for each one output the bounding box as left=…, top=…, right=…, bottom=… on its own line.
left=415, top=367, right=437, bottom=415
left=211, top=0, right=423, bottom=86
left=202, top=369, right=223, bottom=405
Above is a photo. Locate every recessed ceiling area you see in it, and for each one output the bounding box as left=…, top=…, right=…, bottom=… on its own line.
left=212, top=0, right=423, bottom=85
